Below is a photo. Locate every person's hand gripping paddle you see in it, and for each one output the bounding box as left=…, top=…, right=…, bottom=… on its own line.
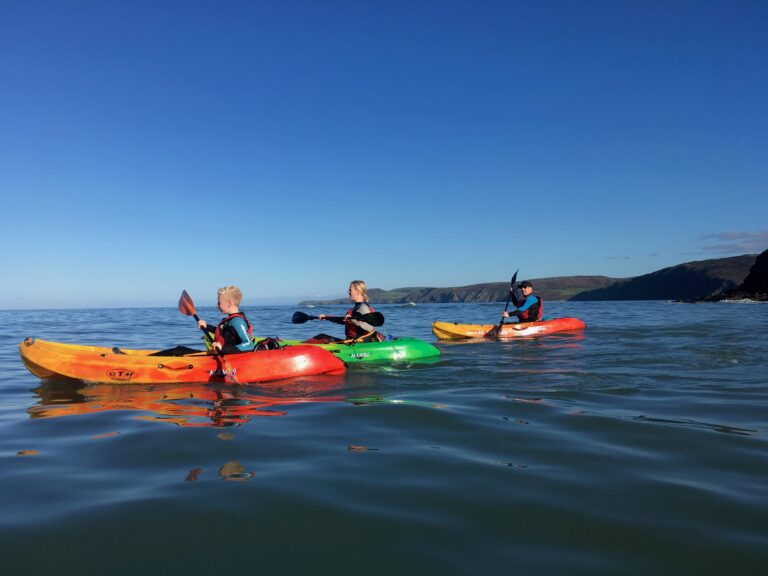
left=490, top=269, right=518, bottom=340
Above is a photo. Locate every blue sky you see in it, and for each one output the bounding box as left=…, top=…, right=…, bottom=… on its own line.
left=1, top=0, right=766, bottom=308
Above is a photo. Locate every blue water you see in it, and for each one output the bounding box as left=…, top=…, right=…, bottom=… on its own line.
left=1, top=301, right=766, bottom=575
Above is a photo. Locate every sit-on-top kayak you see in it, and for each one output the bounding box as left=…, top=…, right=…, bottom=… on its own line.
left=19, top=337, right=346, bottom=384
left=431, top=318, right=586, bottom=340
left=254, top=336, right=441, bottom=364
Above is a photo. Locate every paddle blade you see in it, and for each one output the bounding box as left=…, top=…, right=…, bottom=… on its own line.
left=359, top=311, right=385, bottom=327
left=178, top=290, right=196, bottom=317
left=509, top=269, right=519, bottom=289
left=292, top=311, right=316, bottom=324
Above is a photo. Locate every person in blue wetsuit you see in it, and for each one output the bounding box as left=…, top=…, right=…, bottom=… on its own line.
left=198, top=286, right=255, bottom=354
left=501, top=280, right=543, bottom=323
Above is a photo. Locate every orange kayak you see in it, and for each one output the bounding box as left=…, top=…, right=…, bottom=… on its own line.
left=19, top=337, right=346, bottom=384
left=431, top=318, right=586, bottom=340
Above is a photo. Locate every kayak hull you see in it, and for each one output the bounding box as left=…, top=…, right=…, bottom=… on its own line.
left=257, top=336, right=441, bottom=364
left=431, top=318, right=586, bottom=340
left=19, top=338, right=346, bottom=384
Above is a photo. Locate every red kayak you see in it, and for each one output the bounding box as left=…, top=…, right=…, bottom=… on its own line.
left=19, top=338, right=346, bottom=385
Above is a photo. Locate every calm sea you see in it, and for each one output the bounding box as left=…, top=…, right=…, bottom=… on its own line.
left=1, top=301, right=766, bottom=575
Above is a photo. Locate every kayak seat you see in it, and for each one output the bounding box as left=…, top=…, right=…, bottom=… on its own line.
left=305, top=334, right=343, bottom=344
left=148, top=346, right=203, bottom=357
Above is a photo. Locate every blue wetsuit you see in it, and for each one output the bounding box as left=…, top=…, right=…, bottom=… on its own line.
left=202, top=313, right=255, bottom=353
left=223, top=317, right=254, bottom=353
left=510, top=292, right=541, bottom=321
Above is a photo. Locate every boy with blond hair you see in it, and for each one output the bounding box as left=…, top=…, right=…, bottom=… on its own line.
left=198, top=286, right=255, bottom=353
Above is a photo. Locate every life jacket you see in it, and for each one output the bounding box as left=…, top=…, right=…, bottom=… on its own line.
left=255, top=337, right=282, bottom=351
left=517, top=294, right=543, bottom=322
left=344, top=302, right=377, bottom=339
left=214, top=312, right=253, bottom=347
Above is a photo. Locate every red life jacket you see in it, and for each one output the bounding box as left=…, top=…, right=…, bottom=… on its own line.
left=344, top=303, right=376, bottom=339
left=214, top=312, right=253, bottom=346
left=517, top=295, right=543, bottom=322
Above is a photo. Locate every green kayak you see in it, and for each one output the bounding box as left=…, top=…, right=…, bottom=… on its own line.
left=254, top=336, right=441, bottom=364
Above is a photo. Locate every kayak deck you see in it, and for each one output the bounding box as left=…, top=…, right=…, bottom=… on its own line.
left=255, top=336, right=441, bottom=364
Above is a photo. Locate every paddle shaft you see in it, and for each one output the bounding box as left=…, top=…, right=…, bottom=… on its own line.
left=292, top=310, right=384, bottom=327
left=494, top=270, right=519, bottom=339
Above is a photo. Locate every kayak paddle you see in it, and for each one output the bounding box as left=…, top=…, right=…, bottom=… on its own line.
left=292, top=310, right=385, bottom=327
left=291, top=311, right=317, bottom=324
left=178, top=290, right=238, bottom=384
left=491, top=269, right=518, bottom=340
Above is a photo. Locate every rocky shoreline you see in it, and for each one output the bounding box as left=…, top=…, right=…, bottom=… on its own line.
left=690, top=249, right=768, bottom=302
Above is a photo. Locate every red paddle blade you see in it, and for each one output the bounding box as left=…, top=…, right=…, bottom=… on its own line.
left=178, top=290, right=196, bottom=317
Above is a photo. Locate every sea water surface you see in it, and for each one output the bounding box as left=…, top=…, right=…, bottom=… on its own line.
left=0, top=301, right=766, bottom=575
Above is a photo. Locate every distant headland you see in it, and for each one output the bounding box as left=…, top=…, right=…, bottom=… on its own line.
left=692, top=250, right=768, bottom=302
left=299, top=252, right=767, bottom=305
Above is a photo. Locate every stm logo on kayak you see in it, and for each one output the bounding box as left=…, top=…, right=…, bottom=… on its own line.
left=108, top=369, right=137, bottom=381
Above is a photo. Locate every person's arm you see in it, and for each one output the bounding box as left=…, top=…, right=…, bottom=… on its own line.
left=502, top=289, right=522, bottom=318
left=320, top=315, right=346, bottom=325
left=348, top=303, right=375, bottom=332
left=509, top=295, right=538, bottom=318
left=516, top=295, right=538, bottom=312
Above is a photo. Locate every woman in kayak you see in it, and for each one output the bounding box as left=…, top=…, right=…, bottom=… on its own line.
left=501, top=280, right=543, bottom=323
left=198, top=286, right=256, bottom=353
left=308, top=280, right=385, bottom=343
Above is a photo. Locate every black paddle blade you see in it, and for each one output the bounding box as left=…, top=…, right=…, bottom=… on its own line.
left=292, top=311, right=317, bottom=324
left=508, top=269, right=519, bottom=296
left=359, top=311, right=385, bottom=327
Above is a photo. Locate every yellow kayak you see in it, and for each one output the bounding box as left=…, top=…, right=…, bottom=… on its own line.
left=432, top=318, right=586, bottom=340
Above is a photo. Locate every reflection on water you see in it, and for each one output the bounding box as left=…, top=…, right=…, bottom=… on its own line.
left=437, top=331, right=586, bottom=347
left=218, top=460, right=255, bottom=481
left=633, top=414, right=758, bottom=436
left=28, top=375, right=346, bottom=428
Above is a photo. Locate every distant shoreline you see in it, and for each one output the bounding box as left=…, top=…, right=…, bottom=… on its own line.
left=299, top=254, right=759, bottom=305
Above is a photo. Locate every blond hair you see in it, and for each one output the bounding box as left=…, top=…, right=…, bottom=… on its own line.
left=350, top=280, right=368, bottom=302
left=217, top=285, right=243, bottom=306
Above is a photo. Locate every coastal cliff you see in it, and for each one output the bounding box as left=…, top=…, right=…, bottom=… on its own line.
left=299, top=254, right=759, bottom=305
left=300, top=276, right=618, bottom=305
left=570, top=254, right=757, bottom=301
left=697, top=249, right=768, bottom=302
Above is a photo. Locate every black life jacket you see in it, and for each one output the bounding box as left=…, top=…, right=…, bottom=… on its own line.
left=517, top=294, right=543, bottom=322
left=214, top=312, right=253, bottom=346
